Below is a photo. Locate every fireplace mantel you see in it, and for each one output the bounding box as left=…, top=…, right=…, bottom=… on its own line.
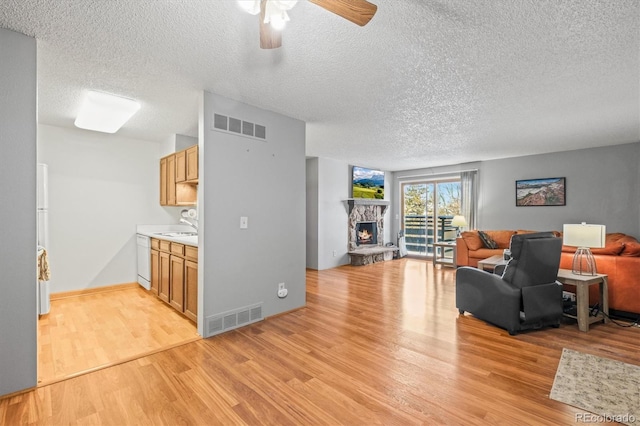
left=346, top=198, right=390, bottom=215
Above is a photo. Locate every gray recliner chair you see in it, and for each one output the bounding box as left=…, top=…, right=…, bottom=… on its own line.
left=456, top=232, right=563, bottom=335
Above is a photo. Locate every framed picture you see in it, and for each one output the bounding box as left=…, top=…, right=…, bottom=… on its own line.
left=352, top=166, right=384, bottom=199
left=515, top=177, right=565, bottom=206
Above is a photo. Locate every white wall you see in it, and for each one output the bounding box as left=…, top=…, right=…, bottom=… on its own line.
left=37, top=124, right=181, bottom=292
left=306, top=158, right=393, bottom=270
left=200, top=92, right=306, bottom=329
left=0, top=28, right=37, bottom=396
left=317, top=158, right=350, bottom=269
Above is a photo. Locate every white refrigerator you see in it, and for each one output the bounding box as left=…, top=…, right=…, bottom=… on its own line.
left=37, top=163, right=50, bottom=315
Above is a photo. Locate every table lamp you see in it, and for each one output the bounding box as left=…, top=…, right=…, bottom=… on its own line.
left=562, top=223, right=606, bottom=275
left=451, top=215, right=468, bottom=238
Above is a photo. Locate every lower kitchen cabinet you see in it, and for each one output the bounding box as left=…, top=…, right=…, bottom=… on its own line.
left=158, top=251, right=170, bottom=303
left=150, top=249, right=159, bottom=294
left=150, top=238, right=197, bottom=322
left=169, top=255, right=184, bottom=311
left=184, top=259, right=198, bottom=322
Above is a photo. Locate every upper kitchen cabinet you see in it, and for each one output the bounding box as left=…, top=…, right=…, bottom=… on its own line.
left=160, top=145, right=198, bottom=206
left=186, top=145, right=198, bottom=182
left=175, top=150, right=186, bottom=183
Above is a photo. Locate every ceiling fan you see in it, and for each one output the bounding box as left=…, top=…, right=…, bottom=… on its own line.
left=238, top=0, right=378, bottom=49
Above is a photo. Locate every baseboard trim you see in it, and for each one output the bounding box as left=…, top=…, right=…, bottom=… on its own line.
left=265, top=305, right=306, bottom=320
left=0, top=385, right=38, bottom=400
left=50, top=282, right=140, bottom=300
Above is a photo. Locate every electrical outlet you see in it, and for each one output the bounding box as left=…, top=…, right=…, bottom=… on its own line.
left=333, top=250, right=337, bottom=257
left=277, top=282, right=287, bottom=298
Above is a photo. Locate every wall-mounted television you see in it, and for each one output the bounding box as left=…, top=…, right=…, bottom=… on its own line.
left=352, top=166, right=385, bottom=199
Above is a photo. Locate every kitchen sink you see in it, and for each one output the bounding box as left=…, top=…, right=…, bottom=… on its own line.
left=155, top=232, right=198, bottom=237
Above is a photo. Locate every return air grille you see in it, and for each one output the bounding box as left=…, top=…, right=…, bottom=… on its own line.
left=212, top=113, right=267, bottom=141
left=205, top=302, right=264, bottom=338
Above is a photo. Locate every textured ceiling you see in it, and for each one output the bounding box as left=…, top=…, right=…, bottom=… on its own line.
left=1, top=0, right=638, bottom=171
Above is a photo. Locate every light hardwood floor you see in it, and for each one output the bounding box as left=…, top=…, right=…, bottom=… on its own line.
left=37, top=286, right=199, bottom=386
left=2, top=258, right=639, bottom=424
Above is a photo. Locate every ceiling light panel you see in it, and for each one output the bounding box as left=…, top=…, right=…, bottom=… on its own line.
left=74, top=91, right=141, bottom=133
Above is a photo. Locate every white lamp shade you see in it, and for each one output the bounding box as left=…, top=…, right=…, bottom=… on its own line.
left=562, top=223, right=606, bottom=248
left=451, top=215, right=468, bottom=227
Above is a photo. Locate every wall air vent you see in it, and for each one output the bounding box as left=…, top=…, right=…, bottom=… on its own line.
left=212, top=113, right=267, bottom=141
left=204, top=302, right=264, bottom=338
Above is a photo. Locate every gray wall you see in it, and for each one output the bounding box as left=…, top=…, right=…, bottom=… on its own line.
left=479, top=143, right=639, bottom=235
left=306, top=158, right=319, bottom=269
left=0, top=28, right=37, bottom=396
left=200, top=92, right=306, bottom=329
left=391, top=143, right=640, bottom=238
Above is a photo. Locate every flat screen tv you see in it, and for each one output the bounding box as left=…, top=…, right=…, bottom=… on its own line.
left=352, top=166, right=385, bottom=199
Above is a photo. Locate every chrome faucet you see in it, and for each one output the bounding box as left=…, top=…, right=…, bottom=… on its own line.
left=180, top=218, right=198, bottom=231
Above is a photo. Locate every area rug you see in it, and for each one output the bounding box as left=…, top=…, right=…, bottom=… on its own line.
left=550, top=348, right=639, bottom=425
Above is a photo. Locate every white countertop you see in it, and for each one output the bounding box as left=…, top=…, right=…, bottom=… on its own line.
left=136, top=224, right=198, bottom=247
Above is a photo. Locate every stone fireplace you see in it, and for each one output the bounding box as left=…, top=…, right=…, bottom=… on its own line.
left=347, top=199, right=397, bottom=265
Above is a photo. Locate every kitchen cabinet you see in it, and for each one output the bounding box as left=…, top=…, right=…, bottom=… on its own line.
left=149, top=237, right=197, bottom=322
left=159, top=145, right=198, bottom=206
left=159, top=158, right=167, bottom=206
left=175, top=150, right=186, bottom=183
left=167, top=154, right=176, bottom=205
left=184, top=245, right=198, bottom=322
left=169, top=255, right=184, bottom=311
left=158, top=251, right=170, bottom=303
left=150, top=247, right=159, bottom=294
left=186, top=145, right=198, bottom=182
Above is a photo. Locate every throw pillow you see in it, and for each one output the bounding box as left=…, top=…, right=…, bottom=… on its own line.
left=621, top=241, right=640, bottom=257
left=461, top=231, right=483, bottom=251
left=478, top=231, right=498, bottom=249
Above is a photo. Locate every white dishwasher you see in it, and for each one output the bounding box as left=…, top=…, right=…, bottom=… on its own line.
left=136, top=234, right=151, bottom=290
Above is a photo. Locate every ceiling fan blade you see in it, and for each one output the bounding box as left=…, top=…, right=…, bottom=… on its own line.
left=308, top=0, right=377, bottom=26
left=260, top=0, right=282, bottom=49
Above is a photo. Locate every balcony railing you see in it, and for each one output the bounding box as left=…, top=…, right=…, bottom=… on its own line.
left=403, top=215, right=456, bottom=255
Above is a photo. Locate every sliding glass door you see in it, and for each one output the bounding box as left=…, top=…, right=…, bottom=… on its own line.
left=401, top=178, right=461, bottom=257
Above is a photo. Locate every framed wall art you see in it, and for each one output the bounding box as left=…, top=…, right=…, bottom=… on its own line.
left=352, top=166, right=385, bottom=199
left=515, top=177, right=565, bottom=206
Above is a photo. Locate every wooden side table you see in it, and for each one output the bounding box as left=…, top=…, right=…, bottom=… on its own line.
left=556, top=269, right=609, bottom=332
left=432, top=241, right=456, bottom=268
left=476, top=254, right=508, bottom=272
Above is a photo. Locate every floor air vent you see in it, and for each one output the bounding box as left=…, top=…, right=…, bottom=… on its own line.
left=205, top=302, right=264, bottom=337
left=212, top=113, right=267, bottom=141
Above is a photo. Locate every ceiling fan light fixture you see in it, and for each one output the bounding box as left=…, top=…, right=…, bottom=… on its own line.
left=263, top=1, right=295, bottom=29
left=238, top=0, right=261, bottom=15
left=266, top=11, right=290, bottom=30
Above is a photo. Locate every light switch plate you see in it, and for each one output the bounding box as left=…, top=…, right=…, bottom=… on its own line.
left=240, top=216, right=248, bottom=229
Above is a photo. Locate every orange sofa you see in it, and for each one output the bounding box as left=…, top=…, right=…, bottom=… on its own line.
left=456, top=230, right=640, bottom=316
